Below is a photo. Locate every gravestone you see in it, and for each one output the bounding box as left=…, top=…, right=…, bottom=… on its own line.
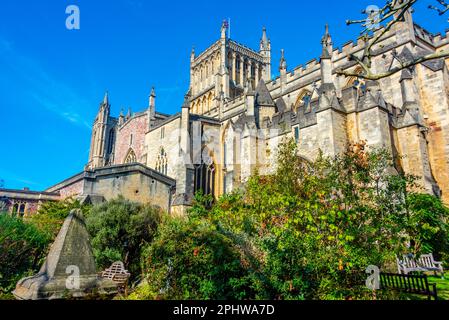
left=13, top=209, right=117, bottom=299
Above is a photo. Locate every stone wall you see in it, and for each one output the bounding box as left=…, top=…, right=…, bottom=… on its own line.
left=47, top=164, right=175, bottom=212
left=114, top=114, right=148, bottom=165
left=145, top=117, right=181, bottom=179
left=0, top=189, right=60, bottom=216
left=57, top=179, right=84, bottom=199
left=83, top=170, right=172, bottom=211
left=416, top=63, right=449, bottom=202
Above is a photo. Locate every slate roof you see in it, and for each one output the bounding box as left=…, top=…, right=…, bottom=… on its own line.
left=394, top=46, right=445, bottom=72
left=255, top=79, right=275, bottom=107
left=275, top=97, right=287, bottom=114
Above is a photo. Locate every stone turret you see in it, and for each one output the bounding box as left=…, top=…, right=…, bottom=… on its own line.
left=279, top=49, right=287, bottom=93
left=260, top=27, right=271, bottom=82
left=245, top=79, right=255, bottom=116
left=319, top=25, right=334, bottom=89
left=218, top=21, right=230, bottom=100
left=190, top=47, right=195, bottom=63
left=148, top=87, right=156, bottom=130
left=118, top=108, right=124, bottom=126
left=87, top=91, right=111, bottom=169
left=172, top=92, right=195, bottom=216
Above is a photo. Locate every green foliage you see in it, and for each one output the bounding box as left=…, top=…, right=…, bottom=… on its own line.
left=0, top=214, right=51, bottom=295
left=172, top=139, right=449, bottom=300
left=85, top=196, right=162, bottom=280
left=139, top=215, right=254, bottom=300
left=28, top=198, right=89, bottom=239
left=406, top=193, right=449, bottom=260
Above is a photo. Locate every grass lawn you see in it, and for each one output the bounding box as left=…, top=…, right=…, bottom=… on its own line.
left=428, top=272, right=449, bottom=300
left=381, top=272, right=449, bottom=300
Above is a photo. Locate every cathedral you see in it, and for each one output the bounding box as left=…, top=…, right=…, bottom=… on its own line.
left=2, top=11, right=449, bottom=216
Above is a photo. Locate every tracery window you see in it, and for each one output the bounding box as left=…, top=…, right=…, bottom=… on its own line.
left=124, top=148, right=137, bottom=164
left=353, top=78, right=367, bottom=94
left=107, top=129, right=115, bottom=155
left=156, top=148, right=168, bottom=175
left=194, top=149, right=216, bottom=198
left=18, top=203, right=25, bottom=217
left=294, top=126, right=300, bottom=143
left=294, top=90, right=312, bottom=113
left=344, top=67, right=366, bottom=94
left=11, top=201, right=26, bottom=218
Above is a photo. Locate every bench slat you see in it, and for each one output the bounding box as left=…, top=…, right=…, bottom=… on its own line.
left=379, top=272, right=437, bottom=300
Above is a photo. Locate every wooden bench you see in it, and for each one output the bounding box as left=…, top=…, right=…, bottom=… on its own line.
left=418, top=254, right=444, bottom=277
left=380, top=272, right=438, bottom=300
left=100, top=261, right=131, bottom=290
left=397, top=255, right=427, bottom=275
left=397, top=254, right=445, bottom=277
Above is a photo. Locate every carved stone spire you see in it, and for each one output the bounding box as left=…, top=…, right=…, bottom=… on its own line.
left=279, top=49, right=287, bottom=71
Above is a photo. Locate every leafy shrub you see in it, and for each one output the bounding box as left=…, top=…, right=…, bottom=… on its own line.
left=28, top=198, right=89, bottom=239
left=139, top=216, right=254, bottom=300
left=0, top=214, right=51, bottom=296
left=86, top=196, right=162, bottom=281
left=406, top=193, right=449, bottom=260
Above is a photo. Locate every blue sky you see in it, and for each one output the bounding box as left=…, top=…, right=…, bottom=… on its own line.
left=0, top=0, right=447, bottom=190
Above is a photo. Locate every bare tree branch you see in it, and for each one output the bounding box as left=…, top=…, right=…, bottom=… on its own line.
left=339, top=0, right=449, bottom=81
left=337, top=50, right=449, bottom=80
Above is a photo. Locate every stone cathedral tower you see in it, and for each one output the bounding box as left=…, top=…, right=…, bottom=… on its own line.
left=189, top=22, right=272, bottom=117
left=87, top=92, right=117, bottom=169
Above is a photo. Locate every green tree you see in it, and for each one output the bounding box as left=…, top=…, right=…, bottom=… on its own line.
left=86, top=196, right=162, bottom=281
left=406, top=193, right=449, bottom=260
left=0, top=214, right=51, bottom=297
left=28, top=197, right=89, bottom=239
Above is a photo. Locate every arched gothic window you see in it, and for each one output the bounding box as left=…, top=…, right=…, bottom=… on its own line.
left=194, top=149, right=216, bottom=198
left=107, top=129, right=115, bottom=155
left=18, top=203, right=25, bottom=217
left=12, top=203, right=19, bottom=216
left=124, top=148, right=137, bottom=164
left=294, top=90, right=312, bottom=113
left=353, top=78, right=367, bottom=95
left=11, top=202, right=26, bottom=218
left=156, top=148, right=168, bottom=175
left=344, top=67, right=367, bottom=94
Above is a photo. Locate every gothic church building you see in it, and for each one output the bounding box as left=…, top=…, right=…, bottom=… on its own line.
left=2, top=11, right=449, bottom=215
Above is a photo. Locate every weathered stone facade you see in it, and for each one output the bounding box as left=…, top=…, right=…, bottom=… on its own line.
left=82, top=13, right=449, bottom=211
left=46, top=164, right=176, bottom=212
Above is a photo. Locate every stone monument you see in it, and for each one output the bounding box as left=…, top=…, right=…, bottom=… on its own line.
left=13, top=209, right=117, bottom=300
